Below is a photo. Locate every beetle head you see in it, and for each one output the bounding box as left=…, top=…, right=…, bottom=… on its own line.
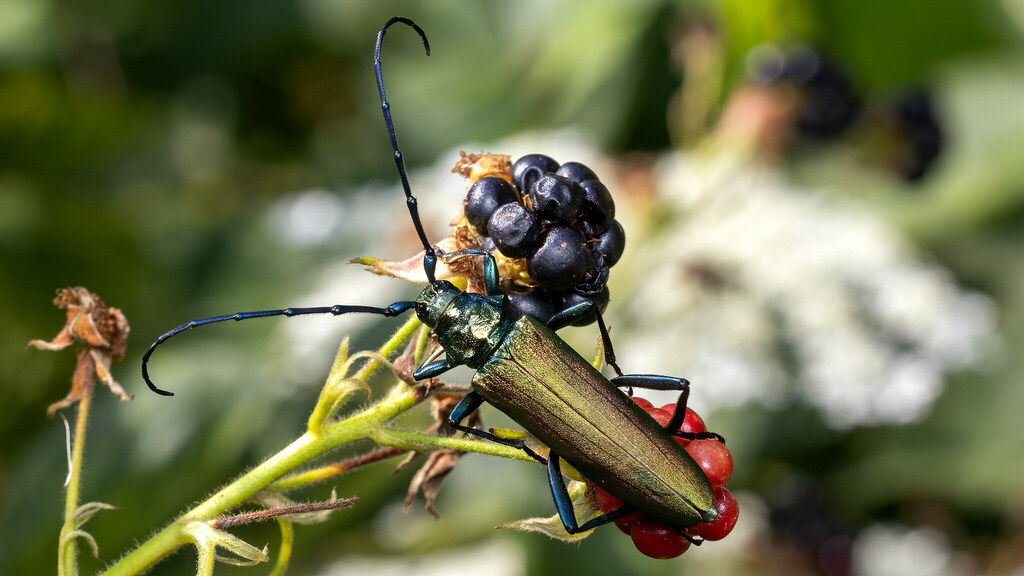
left=415, top=281, right=461, bottom=328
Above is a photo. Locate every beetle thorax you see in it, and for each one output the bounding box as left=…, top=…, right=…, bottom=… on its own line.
left=415, top=281, right=510, bottom=368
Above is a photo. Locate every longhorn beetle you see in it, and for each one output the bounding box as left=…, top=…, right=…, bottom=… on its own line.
left=142, top=16, right=721, bottom=536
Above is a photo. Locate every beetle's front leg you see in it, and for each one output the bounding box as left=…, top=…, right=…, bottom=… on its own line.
left=448, top=391, right=546, bottom=463
left=414, top=356, right=455, bottom=380
left=440, top=249, right=501, bottom=296
left=547, top=451, right=635, bottom=534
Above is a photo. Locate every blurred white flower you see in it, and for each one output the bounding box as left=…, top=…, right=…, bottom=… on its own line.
left=616, top=151, right=997, bottom=428
left=320, top=539, right=526, bottom=576
left=852, top=525, right=956, bottom=576
left=282, top=131, right=997, bottom=429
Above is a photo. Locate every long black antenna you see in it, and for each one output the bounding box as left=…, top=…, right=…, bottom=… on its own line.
left=143, top=18, right=437, bottom=397
left=374, top=17, right=437, bottom=283
left=142, top=302, right=417, bottom=396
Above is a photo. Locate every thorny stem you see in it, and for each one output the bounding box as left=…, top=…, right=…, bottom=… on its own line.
left=59, top=384, right=93, bottom=576
left=100, top=314, right=532, bottom=576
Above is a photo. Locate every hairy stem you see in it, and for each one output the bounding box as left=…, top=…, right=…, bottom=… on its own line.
left=100, top=312, right=538, bottom=575
left=59, top=385, right=93, bottom=576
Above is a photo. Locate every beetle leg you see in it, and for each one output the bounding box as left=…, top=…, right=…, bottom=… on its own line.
left=546, top=302, right=624, bottom=376
left=611, top=374, right=692, bottom=435
left=440, top=249, right=500, bottom=296
left=610, top=375, right=726, bottom=442
left=448, top=391, right=545, bottom=463
left=413, top=357, right=455, bottom=379
left=546, top=301, right=592, bottom=330
left=547, top=452, right=636, bottom=534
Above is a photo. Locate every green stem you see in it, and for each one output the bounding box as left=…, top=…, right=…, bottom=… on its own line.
left=268, top=519, right=293, bottom=576
left=100, top=312, right=540, bottom=575
left=355, top=315, right=421, bottom=381
left=370, top=429, right=534, bottom=463
left=101, top=320, right=426, bottom=576
left=101, top=397, right=389, bottom=575
left=60, top=386, right=93, bottom=576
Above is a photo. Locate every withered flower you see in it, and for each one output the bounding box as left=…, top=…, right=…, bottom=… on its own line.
left=28, top=287, right=131, bottom=416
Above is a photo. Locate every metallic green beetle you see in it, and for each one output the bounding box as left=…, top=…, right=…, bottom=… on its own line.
left=142, top=16, right=719, bottom=535
left=415, top=266, right=718, bottom=532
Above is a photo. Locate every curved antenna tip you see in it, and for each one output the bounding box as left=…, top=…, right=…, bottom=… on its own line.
left=377, top=17, right=430, bottom=58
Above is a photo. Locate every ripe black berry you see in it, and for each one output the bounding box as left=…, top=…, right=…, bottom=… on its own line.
left=784, top=48, right=860, bottom=138
left=505, top=288, right=556, bottom=324
left=896, top=90, right=942, bottom=181
left=512, top=154, right=559, bottom=195
left=527, top=227, right=591, bottom=291
left=488, top=203, right=542, bottom=259
left=592, top=220, right=625, bottom=267
left=574, top=179, right=615, bottom=236
left=555, top=161, right=598, bottom=184
left=559, top=286, right=609, bottom=326
left=529, top=174, right=585, bottom=225
left=465, top=177, right=518, bottom=236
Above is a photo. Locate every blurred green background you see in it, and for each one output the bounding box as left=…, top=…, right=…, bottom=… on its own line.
left=3, top=0, right=1024, bottom=574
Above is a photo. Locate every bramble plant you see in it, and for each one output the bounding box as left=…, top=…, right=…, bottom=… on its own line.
left=30, top=151, right=738, bottom=573
left=32, top=285, right=535, bottom=575
left=30, top=17, right=740, bottom=575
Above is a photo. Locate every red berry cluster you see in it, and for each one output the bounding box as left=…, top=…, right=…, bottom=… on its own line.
left=592, top=397, right=739, bottom=559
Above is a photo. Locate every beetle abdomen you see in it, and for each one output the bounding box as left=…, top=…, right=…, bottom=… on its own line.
left=472, top=316, right=715, bottom=527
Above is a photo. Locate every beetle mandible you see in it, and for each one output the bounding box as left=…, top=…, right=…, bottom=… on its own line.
left=142, top=16, right=720, bottom=536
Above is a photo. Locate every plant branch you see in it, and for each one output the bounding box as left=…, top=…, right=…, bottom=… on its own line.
left=100, top=311, right=539, bottom=575
left=58, top=384, right=93, bottom=576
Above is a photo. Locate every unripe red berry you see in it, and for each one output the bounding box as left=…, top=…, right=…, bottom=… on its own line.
left=685, top=439, right=734, bottom=489
left=659, top=404, right=707, bottom=437
left=593, top=486, right=642, bottom=534
left=630, top=518, right=691, bottom=559
left=630, top=396, right=654, bottom=410
left=688, top=488, right=738, bottom=541
left=645, top=408, right=673, bottom=428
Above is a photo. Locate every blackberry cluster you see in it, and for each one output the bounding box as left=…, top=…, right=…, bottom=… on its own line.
left=462, top=154, right=625, bottom=326
left=753, top=47, right=945, bottom=181
left=757, top=47, right=861, bottom=139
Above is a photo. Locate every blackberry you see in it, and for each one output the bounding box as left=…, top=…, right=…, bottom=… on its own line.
left=488, top=203, right=542, bottom=259
left=895, top=90, right=942, bottom=182
left=458, top=154, right=626, bottom=321
left=512, top=154, right=559, bottom=195
left=592, top=220, right=626, bottom=267
left=555, top=161, right=598, bottom=184
left=783, top=48, right=860, bottom=139
left=529, top=174, right=585, bottom=225
left=527, top=226, right=592, bottom=291
left=465, top=177, right=518, bottom=236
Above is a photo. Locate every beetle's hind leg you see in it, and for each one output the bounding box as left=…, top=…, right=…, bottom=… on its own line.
left=448, top=391, right=546, bottom=463
left=547, top=452, right=636, bottom=534
left=610, top=374, right=724, bottom=442
left=450, top=394, right=643, bottom=535
left=547, top=303, right=624, bottom=376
